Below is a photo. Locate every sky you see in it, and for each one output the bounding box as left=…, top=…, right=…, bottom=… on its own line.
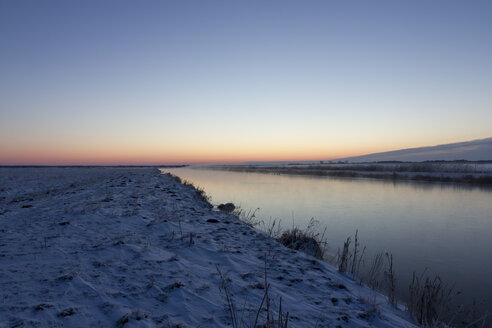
left=1, top=0, right=491, bottom=165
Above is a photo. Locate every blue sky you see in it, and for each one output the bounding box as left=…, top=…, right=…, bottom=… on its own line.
left=1, top=1, right=491, bottom=164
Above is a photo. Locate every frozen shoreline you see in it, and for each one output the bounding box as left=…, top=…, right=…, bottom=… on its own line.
left=0, top=167, right=416, bottom=327
left=205, top=163, right=492, bottom=185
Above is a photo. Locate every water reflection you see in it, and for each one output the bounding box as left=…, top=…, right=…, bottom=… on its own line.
left=162, top=167, right=492, bottom=312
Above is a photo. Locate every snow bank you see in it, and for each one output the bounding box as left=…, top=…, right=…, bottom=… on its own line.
left=0, top=167, right=416, bottom=327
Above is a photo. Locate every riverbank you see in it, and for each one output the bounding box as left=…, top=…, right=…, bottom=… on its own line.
left=207, top=163, right=492, bottom=185
left=0, top=167, right=416, bottom=327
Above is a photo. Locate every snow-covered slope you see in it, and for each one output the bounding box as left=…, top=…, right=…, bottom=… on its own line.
left=0, top=168, right=416, bottom=327
left=340, top=137, right=492, bottom=162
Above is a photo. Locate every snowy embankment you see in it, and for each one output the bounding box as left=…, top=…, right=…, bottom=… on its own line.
left=0, top=168, right=416, bottom=327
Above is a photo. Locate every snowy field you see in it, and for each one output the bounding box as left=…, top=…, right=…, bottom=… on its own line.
left=0, top=167, right=416, bottom=327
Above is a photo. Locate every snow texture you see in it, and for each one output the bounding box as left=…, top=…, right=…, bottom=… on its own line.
left=0, top=167, right=417, bottom=327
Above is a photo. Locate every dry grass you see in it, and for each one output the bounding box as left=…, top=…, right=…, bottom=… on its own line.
left=363, top=251, right=385, bottom=291
left=384, top=253, right=397, bottom=307
left=234, top=207, right=261, bottom=227
left=338, top=237, right=351, bottom=273
left=277, top=227, right=323, bottom=260
left=165, top=173, right=211, bottom=203
left=335, top=233, right=399, bottom=309
left=406, top=270, right=458, bottom=327
left=276, top=219, right=327, bottom=260
left=337, top=230, right=366, bottom=277
left=216, top=258, right=289, bottom=328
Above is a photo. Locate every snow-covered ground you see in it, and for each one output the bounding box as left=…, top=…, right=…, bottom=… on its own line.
left=0, top=167, right=417, bottom=327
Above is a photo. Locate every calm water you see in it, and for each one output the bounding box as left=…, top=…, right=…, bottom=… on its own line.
left=163, top=167, right=492, bottom=311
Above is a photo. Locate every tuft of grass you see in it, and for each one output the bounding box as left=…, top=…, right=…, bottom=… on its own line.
left=165, top=173, right=211, bottom=204
left=216, top=265, right=239, bottom=328
left=182, top=180, right=210, bottom=203
left=276, top=219, right=327, bottom=260
left=384, top=253, right=397, bottom=307
left=193, top=185, right=210, bottom=203
left=216, top=259, right=289, bottom=328
left=407, top=270, right=458, bottom=327
left=218, top=202, right=236, bottom=213
left=234, top=207, right=261, bottom=227
left=351, top=230, right=366, bottom=277
left=337, top=230, right=365, bottom=277
left=338, top=237, right=351, bottom=273
left=336, top=233, right=397, bottom=308
left=364, top=251, right=385, bottom=290
left=234, top=207, right=282, bottom=239
left=277, top=228, right=323, bottom=260
left=167, top=173, right=182, bottom=184
left=265, top=218, right=282, bottom=239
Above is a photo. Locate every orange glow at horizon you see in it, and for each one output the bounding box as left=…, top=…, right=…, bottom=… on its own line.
left=0, top=141, right=377, bottom=165
left=3, top=131, right=483, bottom=166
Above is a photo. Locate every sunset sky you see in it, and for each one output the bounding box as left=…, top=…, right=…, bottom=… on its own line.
left=1, top=1, right=491, bottom=165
